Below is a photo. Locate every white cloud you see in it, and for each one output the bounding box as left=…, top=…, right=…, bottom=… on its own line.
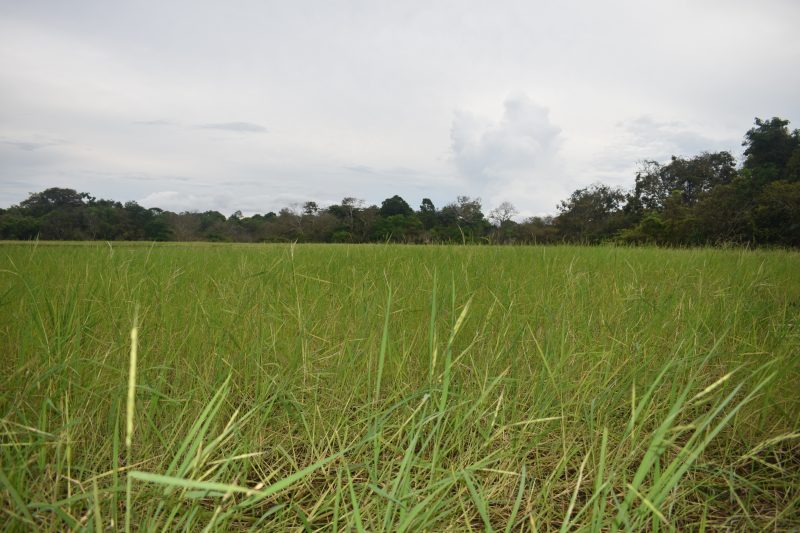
left=451, top=94, right=566, bottom=215
left=452, top=95, right=561, bottom=183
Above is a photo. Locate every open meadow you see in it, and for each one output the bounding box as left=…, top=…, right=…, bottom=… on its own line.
left=1, top=242, right=798, bottom=531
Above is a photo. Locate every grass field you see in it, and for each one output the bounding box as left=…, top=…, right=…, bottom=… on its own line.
left=1, top=242, right=798, bottom=531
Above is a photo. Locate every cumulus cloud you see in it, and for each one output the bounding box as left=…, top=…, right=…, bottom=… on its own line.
left=451, top=95, right=562, bottom=186
left=197, top=122, right=267, bottom=133
left=450, top=94, right=567, bottom=215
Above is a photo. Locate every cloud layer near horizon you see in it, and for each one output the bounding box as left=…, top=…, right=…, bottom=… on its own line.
left=1, top=0, right=798, bottom=217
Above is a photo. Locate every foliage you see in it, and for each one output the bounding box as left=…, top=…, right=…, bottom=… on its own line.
left=1, top=117, right=799, bottom=246
left=743, top=117, right=800, bottom=183
left=556, top=184, right=628, bottom=243
left=630, top=152, right=737, bottom=212
left=379, top=195, right=414, bottom=217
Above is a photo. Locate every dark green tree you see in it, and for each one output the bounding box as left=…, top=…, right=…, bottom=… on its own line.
left=743, top=117, right=800, bottom=184
left=630, top=152, right=736, bottom=213
left=418, top=198, right=437, bottom=230
left=517, top=216, right=558, bottom=244
left=372, top=214, right=422, bottom=242
left=379, top=195, right=413, bottom=217
left=692, top=176, right=756, bottom=244
left=437, top=196, right=489, bottom=242
left=0, top=213, right=40, bottom=239
left=556, top=184, right=627, bottom=242
left=19, top=188, right=93, bottom=217
left=753, top=181, right=800, bottom=245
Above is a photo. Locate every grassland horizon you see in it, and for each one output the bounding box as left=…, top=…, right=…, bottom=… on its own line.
left=1, top=241, right=798, bottom=530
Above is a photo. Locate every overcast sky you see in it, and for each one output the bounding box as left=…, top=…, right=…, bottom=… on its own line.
left=1, top=0, right=798, bottom=217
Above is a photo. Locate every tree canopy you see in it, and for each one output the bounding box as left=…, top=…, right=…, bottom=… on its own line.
left=2, top=117, right=798, bottom=247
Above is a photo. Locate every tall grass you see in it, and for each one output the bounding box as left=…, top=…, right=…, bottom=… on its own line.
left=1, top=242, right=798, bottom=530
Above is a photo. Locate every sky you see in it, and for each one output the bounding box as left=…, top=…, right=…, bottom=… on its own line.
left=1, top=0, right=799, bottom=218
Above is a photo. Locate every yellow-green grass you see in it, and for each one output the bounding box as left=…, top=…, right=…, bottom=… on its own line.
left=1, top=242, right=798, bottom=531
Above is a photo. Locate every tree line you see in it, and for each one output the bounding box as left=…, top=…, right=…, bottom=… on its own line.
left=1, top=117, right=798, bottom=246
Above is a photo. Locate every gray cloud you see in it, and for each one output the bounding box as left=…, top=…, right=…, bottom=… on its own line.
left=133, top=120, right=175, bottom=127
left=85, top=172, right=194, bottom=183
left=343, top=164, right=440, bottom=181
left=620, top=116, right=738, bottom=160
left=344, top=165, right=375, bottom=174
left=3, top=141, right=55, bottom=151
left=197, top=122, right=267, bottom=133
left=2, top=136, right=65, bottom=151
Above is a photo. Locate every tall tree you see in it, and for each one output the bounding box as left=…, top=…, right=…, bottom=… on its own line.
left=556, top=184, right=627, bottom=243
left=19, top=188, right=93, bottom=217
left=418, top=198, right=437, bottom=230
left=743, top=117, right=800, bottom=184
left=630, top=152, right=736, bottom=212
left=753, top=181, right=800, bottom=246
left=439, top=196, right=488, bottom=242
left=488, top=201, right=518, bottom=226
left=379, top=195, right=413, bottom=217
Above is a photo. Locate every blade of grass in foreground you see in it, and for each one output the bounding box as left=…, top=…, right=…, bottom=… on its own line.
left=125, top=311, right=138, bottom=533
left=644, top=369, right=778, bottom=518
left=591, top=427, right=609, bottom=531
left=129, top=471, right=262, bottom=496
left=504, top=465, right=527, bottom=533
left=463, top=470, right=494, bottom=532
left=372, top=287, right=392, bottom=484
left=0, top=465, right=34, bottom=525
